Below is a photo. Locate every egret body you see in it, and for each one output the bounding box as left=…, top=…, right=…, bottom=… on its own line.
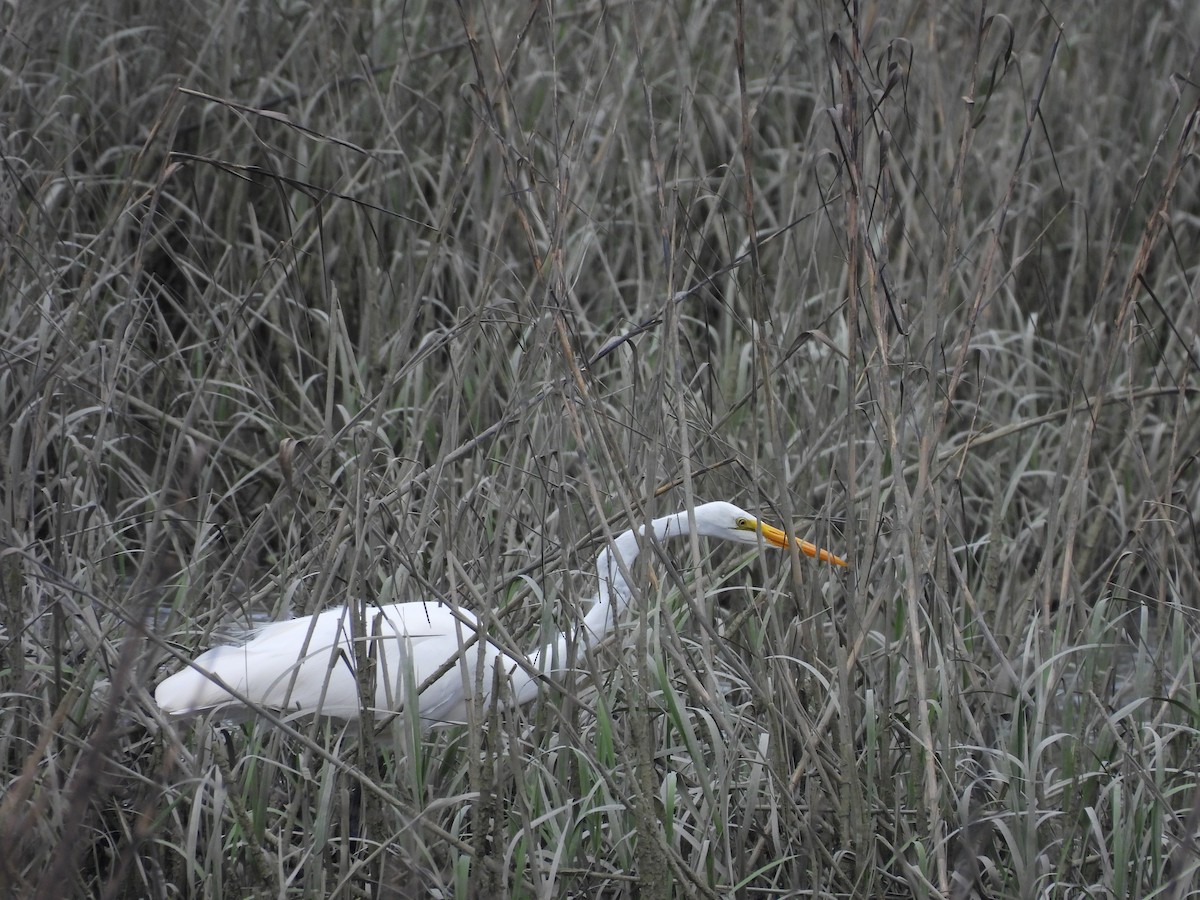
left=154, top=500, right=846, bottom=726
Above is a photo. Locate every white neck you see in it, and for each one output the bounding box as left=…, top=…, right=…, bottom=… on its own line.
left=530, top=509, right=698, bottom=677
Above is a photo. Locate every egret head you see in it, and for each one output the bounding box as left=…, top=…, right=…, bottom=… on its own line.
left=690, top=500, right=848, bottom=567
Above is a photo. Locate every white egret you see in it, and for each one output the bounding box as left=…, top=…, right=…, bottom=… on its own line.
left=154, top=500, right=847, bottom=726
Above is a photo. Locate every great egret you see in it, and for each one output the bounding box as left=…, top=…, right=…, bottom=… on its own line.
left=154, top=500, right=847, bottom=725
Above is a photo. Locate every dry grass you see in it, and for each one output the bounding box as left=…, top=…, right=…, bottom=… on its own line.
left=2, top=0, right=1200, bottom=897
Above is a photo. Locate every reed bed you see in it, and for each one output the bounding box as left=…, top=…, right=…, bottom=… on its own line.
left=2, top=1, right=1199, bottom=896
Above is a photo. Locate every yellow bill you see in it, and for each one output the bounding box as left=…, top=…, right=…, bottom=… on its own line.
left=756, top=520, right=849, bottom=568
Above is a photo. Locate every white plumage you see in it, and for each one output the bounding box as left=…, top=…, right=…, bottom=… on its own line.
left=154, top=500, right=847, bottom=726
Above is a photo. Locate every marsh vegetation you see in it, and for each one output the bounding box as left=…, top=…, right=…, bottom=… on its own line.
left=2, top=1, right=1199, bottom=897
